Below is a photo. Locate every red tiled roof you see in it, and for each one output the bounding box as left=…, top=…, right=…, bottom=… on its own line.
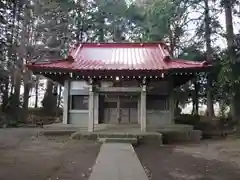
left=26, top=43, right=208, bottom=71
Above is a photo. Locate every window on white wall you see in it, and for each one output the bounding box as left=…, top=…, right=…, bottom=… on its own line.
left=71, top=95, right=89, bottom=110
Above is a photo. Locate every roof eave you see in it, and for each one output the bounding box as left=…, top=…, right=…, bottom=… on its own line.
left=27, top=65, right=210, bottom=75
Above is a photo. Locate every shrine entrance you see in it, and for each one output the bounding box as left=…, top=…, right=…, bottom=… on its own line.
left=101, top=94, right=139, bottom=124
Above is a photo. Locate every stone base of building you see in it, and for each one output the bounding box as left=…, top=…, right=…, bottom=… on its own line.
left=42, top=123, right=201, bottom=144
left=71, top=131, right=163, bottom=145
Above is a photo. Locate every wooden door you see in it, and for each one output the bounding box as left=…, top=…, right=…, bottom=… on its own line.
left=104, top=101, right=118, bottom=124
left=120, top=99, right=138, bottom=124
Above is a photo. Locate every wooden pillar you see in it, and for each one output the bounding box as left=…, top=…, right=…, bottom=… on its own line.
left=117, top=95, right=121, bottom=124
left=94, top=93, right=99, bottom=124
left=88, top=84, right=94, bottom=132
left=169, top=92, right=175, bottom=123
left=140, top=84, right=147, bottom=132
left=63, top=80, right=69, bottom=124
left=137, top=97, right=141, bottom=124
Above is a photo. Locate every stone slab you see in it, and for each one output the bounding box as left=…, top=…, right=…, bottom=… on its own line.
left=98, top=138, right=138, bottom=146
left=89, top=143, right=149, bottom=180
left=161, top=130, right=202, bottom=144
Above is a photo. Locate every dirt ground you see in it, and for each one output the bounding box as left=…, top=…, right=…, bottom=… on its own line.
left=135, top=138, right=240, bottom=180
left=3, top=128, right=240, bottom=180
left=0, top=128, right=100, bottom=180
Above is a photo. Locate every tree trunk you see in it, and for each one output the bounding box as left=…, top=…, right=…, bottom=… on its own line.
left=2, top=81, right=9, bottom=112
left=204, top=0, right=214, bottom=117
left=195, top=85, right=199, bottom=116
left=192, top=79, right=199, bottom=115
left=57, top=85, right=62, bottom=108
left=98, top=14, right=105, bottom=42
left=42, top=80, right=54, bottom=106
left=223, top=0, right=237, bottom=121
left=113, top=25, right=122, bottom=42
left=42, top=80, right=57, bottom=116
left=34, top=76, right=39, bottom=108
left=76, top=8, right=83, bottom=41
left=22, top=82, right=30, bottom=121
left=10, top=76, right=14, bottom=95
left=46, top=80, right=53, bottom=95
left=168, top=23, right=174, bottom=57
left=13, top=71, right=21, bottom=108
left=174, top=100, right=181, bottom=116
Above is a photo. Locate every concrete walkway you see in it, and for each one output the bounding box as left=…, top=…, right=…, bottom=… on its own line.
left=89, top=143, right=149, bottom=180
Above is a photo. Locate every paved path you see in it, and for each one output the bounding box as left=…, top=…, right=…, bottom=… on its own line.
left=89, top=143, right=149, bottom=180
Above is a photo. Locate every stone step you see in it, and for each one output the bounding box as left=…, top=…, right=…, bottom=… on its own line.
left=98, top=133, right=138, bottom=138
left=98, top=138, right=138, bottom=146
left=151, top=124, right=194, bottom=132
left=39, top=130, right=77, bottom=136
left=161, top=130, right=202, bottom=144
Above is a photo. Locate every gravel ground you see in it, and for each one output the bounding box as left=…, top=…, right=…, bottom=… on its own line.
left=0, top=128, right=100, bottom=180
left=135, top=139, right=240, bottom=180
